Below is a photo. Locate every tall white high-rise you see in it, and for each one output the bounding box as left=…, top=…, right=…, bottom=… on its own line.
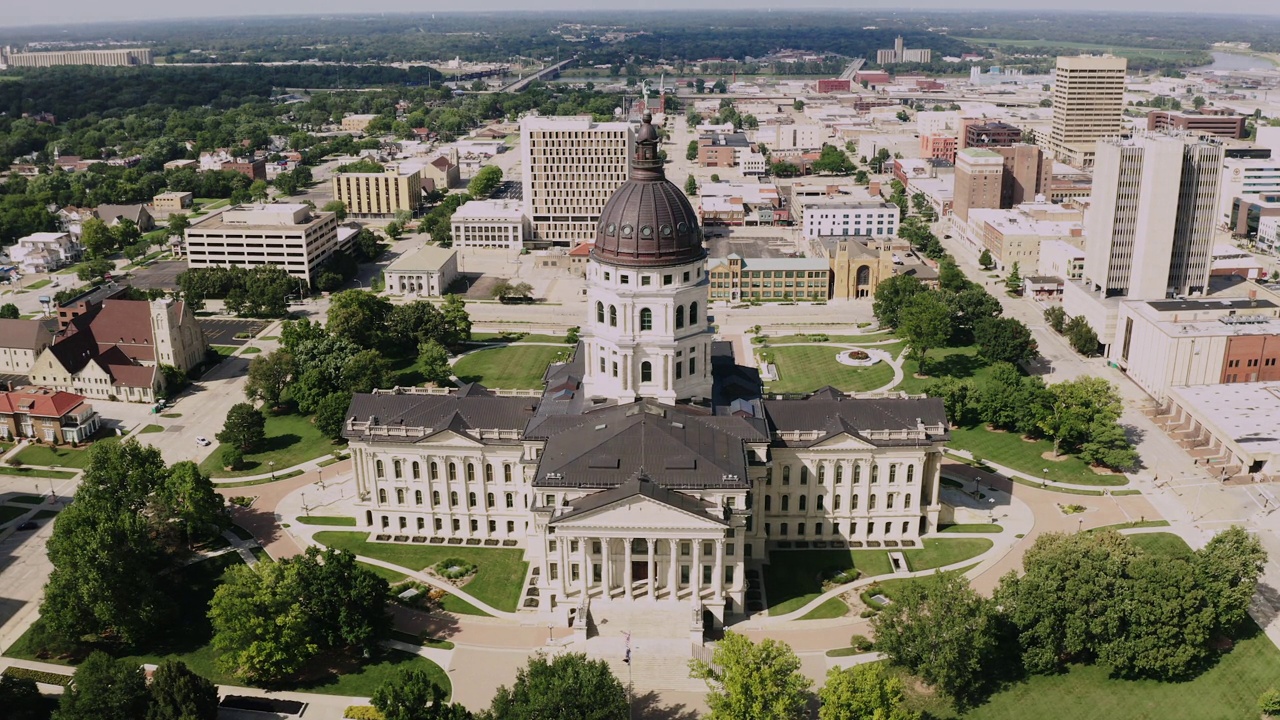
left=1082, top=134, right=1223, bottom=299
left=520, top=116, right=633, bottom=247
left=1046, top=55, right=1127, bottom=168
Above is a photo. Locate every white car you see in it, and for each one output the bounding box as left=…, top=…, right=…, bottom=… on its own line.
left=195, top=436, right=211, bottom=447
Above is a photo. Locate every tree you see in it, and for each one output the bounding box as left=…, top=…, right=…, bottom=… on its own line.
left=0, top=303, right=20, bottom=319
left=210, top=560, right=317, bottom=684
left=293, top=546, right=390, bottom=652
left=343, top=349, right=395, bottom=393
left=1193, top=95, right=1207, bottom=110
left=154, top=461, right=229, bottom=546
left=76, top=256, right=114, bottom=282
left=217, top=402, right=266, bottom=453
left=249, top=179, right=270, bottom=202
left=978, top=362, right=1049, bottom=435
left=898, top=292, right=952, bottom=375
left=314, top=392, right=352, bottom=440
left=373, top=668, right=471, bottom=720
left=978, top=248, right=994, bottom=269
left=923, top=377, right=979, bottom=427
left=221, top=446, right=244, bottom=471
left=1098, top=552, right=1215, bottom=680
left=386, top=221, right=403, bottom=239
left=948, top=286, right=1002, bottom=336
left=1065, top=315, right=1099, bottom=355
left=1044, top=305, right=1067, bottom=334
left=937, top=259, right=968, bottom=294
left=690, top=631, right=811, bottom=720
left=870, top=572, right=1006, bottom=707
left=490, top=280, right=533, bottom=300
left=147, top=659, right=219, bottom=720
left=684, top=175, right=698, bottom=196
left=327, top=290, right=393, bottom=348
left=974, top=316, right=1037, bottom=366
left=871, top=274, right=925, bottom=329
left=79, top=217, right=115, bottom=257
left=1195, top=526, right=1267, bottom=637
left=467, top=166, right=504, bottom=199
left=0, top=674, right=48, bottom=720
left=686, top=139, right=699, bottom=161
left=484, top=653, right=627, bottom=720
left=811, top=145, right=855, bottom=175
left=793, top=99, right=805, bottom=111
left=1004, top=262, right=1023, bottom=295
left=818, top=663, right=919, bottom=720
left=166, top=212, right=190, bottom=239
left=54, top=651, right=149, bottom=720
left=770, top=161, right=801, bottom=178
left=440, top=294, right=472, bottom=346
left=418, top=340, right=452, bottom=386
left=323, top=200, right=347, bottom=221
left=246, top=350, right=295, bottom=409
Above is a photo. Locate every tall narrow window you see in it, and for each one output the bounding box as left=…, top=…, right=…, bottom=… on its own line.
left=640, top=308, right=653, bottom=331
left=486, top=492, right=494, bottom=508
left=887, top=494, right=895, bottom=509
left=467, top=463, right=476, bottom=483
left=415, top=490, right=422, bottom=505
left=609, top=305, right=617, bottom=327
left=596, top=302, right=605, bottom=323
left=835, top=464, right=843, bottom=484
left=675, top=305, right=685, bottom=329
left=854, top=464, right=861, bottom=484
left=818, top=465, right=826, bottom=484
left=904, top=493, right=912, bottom=508
left=689, top=302, right=698, bottom=324
left=375, top=460, right=385, bottom=478
left=504, top=465, right=513, bottom=483
left=799, top=496, right=807, bottom=511
left=641, top=361, right=652, bottom=382
left=800, top=466, right=809, bottom=485
left=781, top=495, right=789, bottom=511
left=485, top=464, right=494, bottom=483
left=412, top=462, right=421, bottom=480
left=871, top=464, right=879, bottom=483
left=432, top=490, right=440, bottom=505
left=448, top=463, right=457, bottom=482
left=869, top=494, right=877, bottom=510
left=764, top=495, right=772, bottom=511
left=430, top=462, right=439, bottom=480
left=889, top=465, right=897, bottom=483
left=907, top=465, right=915, bottom=483
left=378, top=488, right=387, bottom=504
left=468, top=492, right=477, bottom=507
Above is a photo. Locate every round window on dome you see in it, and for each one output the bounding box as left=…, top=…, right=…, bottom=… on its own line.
left=640, top=225, right=653, bottom=237
left=660, top=225, right=673, bottom=237
left=621, top=225, right=634, bottom=237
left=676, top=222, right=689, bottom=234
left=606, top=223, right=617, bottom=235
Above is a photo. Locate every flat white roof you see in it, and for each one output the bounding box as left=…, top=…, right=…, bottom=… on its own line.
left=18, top=232, right=69, bottom=243
left=451, top=199, right=524, bottom=222
left=520, top=116, right=632, bottom=132
left=386, top=244, right=457, bottom=273
left=1167, top=382, right=1280, bottom=463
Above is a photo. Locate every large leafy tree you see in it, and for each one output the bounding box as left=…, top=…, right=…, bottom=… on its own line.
left=373, top=668, right=471, bottom=720
left=689, top=631, right=811, bottom=720
left=54, top=651, right=149, bottom=720
left=153, top=461, right=230, bottom=547
left=1037, top=376, right=1124, bottom=456
left=871, top=274, right=925, bottom=329
left=897, top=292, right=952, bottom=376
left=467, top=165, right=503, bottom=199
left=418, top=340, right=453, bottom=386
left=146, top=659, right=219, bottom=720
left=210, top=560, right=317, bottom=684
left=818, top=663, right=919, bottom=720
left=327, top=289, right=394, bottom=348
left=1064, top=315, right=1099, bottom=355
left=343, top=349, right=395, bottom=393
left=483, top=653, right=627, bottom=720
left=977, top=362, right=1049, bottom=436
left=0, top=674, right=49, bottom=720
left=79, top=217, right=115, bottom=257
left=974, top=316, right=1037, bottom=366
left=870, top=572, right=1006, bottom=708
left=314, top=392, right=353, bottom=440
left=1194, top=526, right=1267, bottom=636
left=293, top=547, right=390, bottom=652
left=245, top=350, right=295, bottom=409
left=217, top=402, right=266, bottom=453
left=440, top=294, right=472, bottom=346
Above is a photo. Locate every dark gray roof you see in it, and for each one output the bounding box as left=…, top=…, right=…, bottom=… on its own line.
left=343, top=385, right=537, bottom=444
left=763, top=390, right=949, bottom=448
left=550, top=472, right=728, bottom=526
left=530, top=400, right=766, bottom=490
left=1148, top=298, right=1277, bottom=312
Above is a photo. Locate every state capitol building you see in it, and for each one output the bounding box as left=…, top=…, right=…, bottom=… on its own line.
left=343, top=114, right=949, bottom=628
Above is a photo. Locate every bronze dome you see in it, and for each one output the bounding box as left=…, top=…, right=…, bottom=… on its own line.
left=592, top=113, right=705, bottom=269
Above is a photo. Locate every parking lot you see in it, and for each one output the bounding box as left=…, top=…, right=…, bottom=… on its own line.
left=126, top=260, right=187, bottom=291
left=199, top=318, right=269, bottom=346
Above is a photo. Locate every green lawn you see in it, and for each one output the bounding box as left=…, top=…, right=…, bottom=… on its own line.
left=210, top=345, right=237, bottom=358
left=140, top=424, right=165, bottom=434
left=359, top=561, right=407, bottom=584
left=452, top=344, right=570, bottom=389
left=0, top=505, right=29, bottom=525
left=765, top=332, right=896, bottom=344
left=241, top=346, right=262, bottom=355
left=470, top=332, right=567, bottom=344
left=0, top=465, right=78, bottom=480
left=939, top=523, right=1003, bottom=534
left=909, top=623, right=1280, bottom=719
left=764, top=538, right=992, bottom=615
left=298, top=515, right=358, bottom=526
left=949, top=426, right=1128, bottom=487
left=1088, top=520, right=1171, bottom=533
left=12, top=436, right=119, bottom=469
left=798, top=596, right=849, bottom=620
left=1128, top=532, right=1193, bottom=558
left=762, top=344, right=901, bottom=394
left=315, top=531, right=527, bottom=613
left=896, top=344, right=992, bottom=396
left=198, top=411, right=339, bottom=478
left=25, top=279, right=51, bottom=290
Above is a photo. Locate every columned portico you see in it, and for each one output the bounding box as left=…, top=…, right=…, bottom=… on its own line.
left=550, top=532, right=733, bottom=605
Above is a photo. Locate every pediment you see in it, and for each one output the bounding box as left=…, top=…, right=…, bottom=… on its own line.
left=809, top=432, right=878, bottom=450
left=416, top=429, right=485, bottom=447
left=552, top=493, right=726, bottom=532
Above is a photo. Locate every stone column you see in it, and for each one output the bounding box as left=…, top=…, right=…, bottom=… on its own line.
left=580, top=536, right=591, bottom=596
left=558, top=536, right=570, bottom=597
left=540, top=535, right=551, bottom=588
left=668, top=539, right=679, bottom=600
left=602, top=538, right=612, bottom=598
left=691, top=541, right=701, bottom=600
left=624, top=538, right=634, bottom=599
left=713, top=539, right=725, bottom=599
left=646, top=537, right=656, bottom=599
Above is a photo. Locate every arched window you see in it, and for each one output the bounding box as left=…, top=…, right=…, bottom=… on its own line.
left=835, top=464, right=843, bottom=484
left=675, top=305, right=685, bottom=329
left=889, top=465, right=897, bottom=483
left=851, top=495, right=859, bottom=510
left=486, top=492, right=494, bottom=508
left=689, top=302, right=698, bottom=325
left=817, top=495, right=825, bottom=510
left=799, top=495, right=807, bottom=511
left=596, top=302, right=605, bottom=323
left=467, top=463, right=476, bottom=483
left=412, top=462, right=421, bottom=480
left=449, top=491, right=458, bottom=507
left=485, top=464, right=494, bottom=483
left=887, top=494, right=895, bottom=509
left=782, top=466, right=791, bottom=484
left=468, top=492, right=477, bottom=507
left=375, top=460, right=385, bottom=478
left=904, top=493, right=912, bottom=508
left=641, top=361, right=652, bottom=382
left=818, top=465, right=826, bottom=484
left=609, top=305, right=618, bottom=327
left=504, top=465, right=513, bottom=483
left=834, top=495, right=842, bottom=510
left=871, top=464, right=879, bottom=483
left=393, top=460, right=402, bottom=479
left=448, top=463, right=457, bottom=482
left=506, top=493, right=514, bottom=508
left=378, top=488, right=387, bottom=504
left=432, top=490, right=440, bottom=505
left=430, top=462, right=439, bottom=480
left=854, top=464, right=862, bottom=484
left=640, top=308, right=653, bottom=331
left=869, top=494, right=877, bottom=510
left=764, top=495, right=772, bottom=511
left=800, top=466, right=809, bottom=485
left=856, top=265, right=871, bottom=286
left=414, top=490, right=423, bottom=505
left=907, top=465, right=915, bottom=483
left=781, top=495, right=790, bottom=511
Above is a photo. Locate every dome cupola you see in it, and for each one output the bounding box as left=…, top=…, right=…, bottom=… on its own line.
left=591, top=113, right=705, bottom=268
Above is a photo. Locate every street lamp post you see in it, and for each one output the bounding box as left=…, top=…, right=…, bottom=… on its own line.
left=269, top=460, right=275, bottom=480
left=1042, top=467, right=1049, bottom=489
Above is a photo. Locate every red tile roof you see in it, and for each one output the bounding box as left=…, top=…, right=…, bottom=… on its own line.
left=0, top=387, right=87, bottom=418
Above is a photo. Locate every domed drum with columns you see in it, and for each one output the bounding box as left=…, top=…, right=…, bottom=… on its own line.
left=582, top=113, right=713, bottom=404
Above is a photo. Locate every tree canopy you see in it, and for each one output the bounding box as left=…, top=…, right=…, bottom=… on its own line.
left=690, top=631, right=812, bottom=720
left=482, top=653, right=627, bottom=720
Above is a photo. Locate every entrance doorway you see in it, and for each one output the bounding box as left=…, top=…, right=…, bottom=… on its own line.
left=632, top=560, right=649, bottom=583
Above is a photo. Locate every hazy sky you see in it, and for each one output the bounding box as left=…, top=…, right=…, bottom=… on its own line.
left=3, top=1, right=1279, bottom=29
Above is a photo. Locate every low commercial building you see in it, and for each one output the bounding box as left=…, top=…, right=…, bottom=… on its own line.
left=333, top=165, right=425, bottom=218
left=919, top=134, right=957, bottom=163
left=152, top=191, right=193, bottom=212
left=341, top=114, right=381, bottom=133
left=450, top=199, right=528, bottom=251
left=1211, top=244, right=1266, bottom=280
left=96, top=204, right=153, bottom=232
left=797, top=198, right=900, bottom=239
left=1157, top=382, right=1280, bottom=479
left=163, top=159, right=198, bottom=171
left=816, top=79, right=852, bottom=93
left=9, top=232, right=80, bottom=274
left=1147, top=109, right=1247, bottom=140
left=963, top=121, right=1024, bottom=149
left=0, top=319, right=55, bottom=375
left=698, top=133, right=752, bottom=167
left=423, top=154, right=461, bottom=190
left=706, top=255, right=830, bottom=302
left=184, top=204, right=345, bottom=285
left=698, top=183, right=782, bottom=226
left=1038, top=239, right=1086, bottom=283
left=384, top=245, right=459, bottom=297
left=1259, top=216, right=1280, bottom=254
left=0, top=387, right=100, bottom=444
left=966, top=202, right=1085, bottom=271
left=755, top=124, right=826, bottom=151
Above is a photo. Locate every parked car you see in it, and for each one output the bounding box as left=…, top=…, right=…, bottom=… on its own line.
left=16, top=521, right=37, bottom=531
left=195, top=436, right=211, bottom=447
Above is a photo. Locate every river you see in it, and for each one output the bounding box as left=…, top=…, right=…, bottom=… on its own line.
left=1196, top=51, right=1275, bottom=72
